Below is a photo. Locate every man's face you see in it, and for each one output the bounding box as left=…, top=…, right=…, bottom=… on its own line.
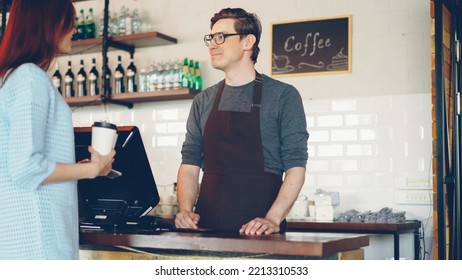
left=208, top=18, right=247, bottom=72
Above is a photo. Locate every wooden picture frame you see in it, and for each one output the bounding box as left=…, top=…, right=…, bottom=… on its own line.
left=270, top=15, right=352, bottom=77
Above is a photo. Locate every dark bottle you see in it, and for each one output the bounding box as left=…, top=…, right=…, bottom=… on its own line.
left=114, top=55, right=125, bottom=94
left=64, top=60, right=75, bottom=98
left=126, top=53, right=137, bottom=93
left=52, top=63, right=62, bottom=95
left=88, top=58, right=99, bottom=96
left=102, top=60, right=112, bottom=95
left=76, top=59, right=87, bottom=97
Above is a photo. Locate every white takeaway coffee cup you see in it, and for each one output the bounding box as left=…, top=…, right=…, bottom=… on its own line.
left=91, top=121, right=117, bottom=156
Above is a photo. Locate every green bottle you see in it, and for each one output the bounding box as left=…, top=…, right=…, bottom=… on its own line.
left=194, top=61, right=202, bottom=91
left=181, top=58, right=190, bottom=89
left=77, top=9, right=86, bottom=39
left=86, top=8, right=96, bottom=39
left=188, top=60, right=196, bottom=89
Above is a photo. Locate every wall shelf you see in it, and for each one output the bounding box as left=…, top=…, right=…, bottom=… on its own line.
left=70, top=31, right=178, bottom=55
left=65, top=88, right=198, bottom=107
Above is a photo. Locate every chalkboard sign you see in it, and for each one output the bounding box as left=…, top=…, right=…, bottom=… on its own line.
left=271, top=15, right=351, bottom=77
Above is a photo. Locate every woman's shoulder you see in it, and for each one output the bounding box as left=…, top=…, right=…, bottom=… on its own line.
left=13, top=63, right=47, bottom=78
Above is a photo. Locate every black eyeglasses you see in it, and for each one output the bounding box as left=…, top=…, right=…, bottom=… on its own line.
left=203, top=32, right=244, bottom=47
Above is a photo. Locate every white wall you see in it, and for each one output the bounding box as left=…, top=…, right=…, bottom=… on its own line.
left=64, top=0, right=433, bottom=260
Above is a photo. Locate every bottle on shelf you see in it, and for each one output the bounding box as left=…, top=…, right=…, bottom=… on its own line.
left=118, top=6, right=127, bottom=35
left=148, top=64, right=157, bottom=91
left=132, top=9, right=142, bottom=34
left=76, top=59, right=87, bottom=97
left=89, top=58, right=99, bottom=96
left=77, top=9, right=86, bottom=39
left=72, top=16, right=79, bottom=40
left=85, top=8, right=96, bottom=39
left=194, top=61, right=202, bottom=91
left=64, top=60, right=75, bottom=98
left=126, top=53, right=137, bottom=93
left=155, top=62, right=165, bottom=91
left=52, top=63, right=62, bottom=95
left=114, top=55, right=125, bottom=94
left=102, top=59, right=112, bottom=95
left=138, top=69, right=149, bottom=92
left=125, top=8, right=133, bottom=35
left=172, top=59, right=182, bottom=90
left=110, top=12, right=119, bottom=36
left=188, top=59, right=197, bottom=89
left=181, top=58, right=190, bottom=89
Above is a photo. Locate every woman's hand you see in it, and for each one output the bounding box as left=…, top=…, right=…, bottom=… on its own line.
left=87, top=146, right=116, bottom=178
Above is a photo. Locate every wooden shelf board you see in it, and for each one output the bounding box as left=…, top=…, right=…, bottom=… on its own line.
left=70, top=32, right=177, bottom=55
left=65, top=88, right=198, bottom=107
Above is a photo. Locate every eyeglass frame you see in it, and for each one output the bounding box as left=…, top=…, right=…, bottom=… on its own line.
left=203, top=32, right=246, bottom=47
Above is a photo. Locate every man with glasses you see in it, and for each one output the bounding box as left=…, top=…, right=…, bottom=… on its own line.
left=175, top=8, right=309, bottom=235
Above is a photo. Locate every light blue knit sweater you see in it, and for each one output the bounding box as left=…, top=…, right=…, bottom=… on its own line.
left=0, top=63, right=78, bottom=259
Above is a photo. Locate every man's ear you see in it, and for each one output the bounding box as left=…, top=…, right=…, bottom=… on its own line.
left=244, top=34, right=256, bottom=50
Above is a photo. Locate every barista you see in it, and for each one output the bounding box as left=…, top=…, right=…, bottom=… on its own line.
left=175, top=8, right=309, bottom=235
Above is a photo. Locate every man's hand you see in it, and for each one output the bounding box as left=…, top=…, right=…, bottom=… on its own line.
left=175, top=210, right=200, bottom=229
left=239, top=217, right=280, bottom=235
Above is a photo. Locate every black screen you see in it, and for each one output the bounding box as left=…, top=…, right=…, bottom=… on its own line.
left=74, top=126, right=160, bottom=222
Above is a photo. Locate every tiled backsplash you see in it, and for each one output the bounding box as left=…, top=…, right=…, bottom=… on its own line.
left=72, top=92, right=432, bottom=259
left=72, top=92, right=431, bottom=209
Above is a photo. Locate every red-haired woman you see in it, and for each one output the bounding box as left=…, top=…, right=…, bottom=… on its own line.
left=0, top=0, right=115, bottom=259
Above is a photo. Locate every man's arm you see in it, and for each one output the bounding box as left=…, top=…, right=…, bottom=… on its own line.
left=175, top=164, right=201, bottom=229
left=239, top=166, right=305, bottom=235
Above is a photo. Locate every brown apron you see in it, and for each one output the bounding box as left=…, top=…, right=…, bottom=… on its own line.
left=195, top=72, right=285, bottom=231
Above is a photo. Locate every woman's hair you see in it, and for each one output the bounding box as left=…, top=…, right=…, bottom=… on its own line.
left=0, top=0, right=75, bottom=79
left=210, top=8, right=262, bottom=64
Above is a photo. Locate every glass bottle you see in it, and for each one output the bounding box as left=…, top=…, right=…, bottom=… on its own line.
left=110, top=12, right=119, bottom=36
left=52, top=63, right=62, bottom=95
left=194, top=61, right=202, bottom=91
left=188, top=60, right=196, bottom=89
left=163, top=60, right=174, bottom=91
left=85, top=8, right=96, bottom=39
left=181, top=58, right=190, bottom=89
left=172, top=59, right=181, bottom=90
left=148, top=64, right=157, bottom=91
left=77, top=9, right=86, bottom=39
left=102, top=60, right=112, bottom=95
left=156, top=62, right=165, bottom=91
left=76, top=59, right=87, bottom=97
left=118, top=6, right=127, bottom=35
left=64, top=60, right=75, bottom=98
left=126, top=53, right=137, bottom=93
left=138, top=69, right=148, bottom=92
left=132, top=9, right=142, bottom=34
left=72, top=16, right=79, bottom=40
left=89, top=58, right=99, bottom=96
left=114, top=55, right=125, bottom=94
left=98, top=11, right=105, bottom=37
left=125, top=8, right=133, bottom=35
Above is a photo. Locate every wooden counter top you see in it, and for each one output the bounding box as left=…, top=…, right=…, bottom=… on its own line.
left=80, top=230, right=368, bottom=258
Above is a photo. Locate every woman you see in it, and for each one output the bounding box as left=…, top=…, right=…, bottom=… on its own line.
left=0, top=0, right=115, bottom=259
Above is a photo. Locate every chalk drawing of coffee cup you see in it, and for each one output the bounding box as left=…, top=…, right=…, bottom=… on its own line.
left=272, top=53, right=294, bottom=74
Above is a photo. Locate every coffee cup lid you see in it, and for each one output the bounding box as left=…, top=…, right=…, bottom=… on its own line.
left=93, top=121, right=117, bottom=130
